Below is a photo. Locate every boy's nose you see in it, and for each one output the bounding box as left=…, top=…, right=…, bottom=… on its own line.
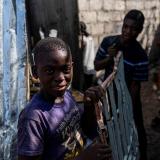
left=125, top=27, right=131, bottom=34
left=54, top=71, right=65, bottom=81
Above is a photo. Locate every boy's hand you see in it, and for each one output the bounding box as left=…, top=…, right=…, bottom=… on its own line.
left=79, top=140, right=112, bottom=160
left=107, top=43, right=118, bottom=60
left=84, top=85, right=105, bottom=103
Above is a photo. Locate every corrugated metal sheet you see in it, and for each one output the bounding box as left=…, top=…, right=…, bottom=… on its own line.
left=103, top=54, right=139, bottom=160
left=0, top=0, right=27, bottom=159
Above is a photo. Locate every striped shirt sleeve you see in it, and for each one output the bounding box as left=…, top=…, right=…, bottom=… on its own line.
left=95, top=38, right=110, bottom=60
left=133, top=60, right=149, bottom=81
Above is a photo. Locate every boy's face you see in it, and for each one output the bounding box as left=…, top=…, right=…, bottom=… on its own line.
left=121, top=18, right=142, bottom=43
left=35, top=49, right=73, bottom=99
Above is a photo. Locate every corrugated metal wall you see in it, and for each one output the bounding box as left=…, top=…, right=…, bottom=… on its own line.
left=104, top=55, right=139, bottom=160
left=0, top=0, right=27, bottom=159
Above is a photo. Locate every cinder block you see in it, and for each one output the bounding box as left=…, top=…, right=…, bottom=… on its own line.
left=79, top=11, right=97, bottom=23
left=103, top=0, right=115, bottom=10
left=90, top=0, right=102, bottom=10
left=91, top=23, right=104, bottom=35
left=104, top=22, right=115, bottom=34
left=115, top=1, right=125, bottom=11
left=97, top=11, right=112, bottom=22
left=78, top=0, right=90, bottom=11
left=144, top=1, right=158, bottom=9
left=126, top=1, right=144, bottom=10
left=112, top=11, right=124, bottom=21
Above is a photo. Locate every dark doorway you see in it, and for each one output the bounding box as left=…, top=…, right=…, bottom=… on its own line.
left=25, top=0, right=83, bottom=96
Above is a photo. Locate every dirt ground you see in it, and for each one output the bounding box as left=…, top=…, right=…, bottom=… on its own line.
left=141, top=78, right=160, bottom=160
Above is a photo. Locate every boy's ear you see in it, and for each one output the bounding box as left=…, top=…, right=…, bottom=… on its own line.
left=31, top=65, right=38, bottom=79
left=138, top=26, right=143, bottom=34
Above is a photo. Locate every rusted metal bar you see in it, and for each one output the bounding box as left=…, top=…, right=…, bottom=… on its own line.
left=95, top=51, right=122, bottom=145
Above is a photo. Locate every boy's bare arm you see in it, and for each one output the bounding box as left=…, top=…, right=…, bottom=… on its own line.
left=94, top=45, right=118, bottom=71
left=81, top=85, right=105, bottom=137
left=94, top=57, right=113, bottom=71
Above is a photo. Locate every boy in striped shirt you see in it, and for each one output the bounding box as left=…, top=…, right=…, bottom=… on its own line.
left=94, top=9, right=148, bottom=160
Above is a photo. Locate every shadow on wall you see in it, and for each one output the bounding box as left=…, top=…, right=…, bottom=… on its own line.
left=139, top=7, right=159, bottom=53
left=149, top=23, right=160, bottom=100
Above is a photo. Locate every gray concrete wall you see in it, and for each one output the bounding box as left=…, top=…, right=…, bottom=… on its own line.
left=78, top=0, right=160, bottom=52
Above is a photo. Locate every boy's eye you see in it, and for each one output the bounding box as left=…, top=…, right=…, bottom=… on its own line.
left=63, top=66, right=71, bottom=73
left=45, top=69, right=54, bottom=74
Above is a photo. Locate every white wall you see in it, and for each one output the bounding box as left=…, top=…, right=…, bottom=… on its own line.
left=78, top=0, right=160, bottom=52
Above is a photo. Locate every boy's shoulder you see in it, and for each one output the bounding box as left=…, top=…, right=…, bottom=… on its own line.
left=19, top=90, right=83, bottom=122
left=19, top=93, right=45, bottom=122
left=104, top=35, right=120, bottom=40
left=134, top=40, right=145, bottom=51
left=71, top=89, right=84, bottom=103
left=133, top=40, right=148, bottom=59
left=20, top=91, right=77, bottom=119
left=102, top=35, right=120, bottom=46
left=124, top=40, right=148, bottom=64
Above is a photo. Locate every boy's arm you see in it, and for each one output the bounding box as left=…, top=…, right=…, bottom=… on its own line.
left=94, top=44, right=118, bottom=71
left=17, top=114, right=44, bottom=160
left=94, top=56, right=113, bottom=71
left=80, top=86, right=112, bottom=160
left=81, top=99, right=97, bottom=138
left=81, top=85, right=105, bottom=138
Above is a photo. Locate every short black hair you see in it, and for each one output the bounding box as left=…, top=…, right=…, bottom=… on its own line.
left=32, top=37, right=71, bottom=64
left=79, top=21, right=89, bottom=36
left=124, top=9, right=145, bottom=30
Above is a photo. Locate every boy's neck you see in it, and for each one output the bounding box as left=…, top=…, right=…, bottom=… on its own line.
left=120, top=36, right=136, bottom=47
left=55, top=97, right=64, bottom=103
left=40, top=90, right=64, bottom=104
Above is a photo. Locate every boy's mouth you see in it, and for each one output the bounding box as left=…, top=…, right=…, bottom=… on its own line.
left=55, top=85, right=67, bottom=91
left=51, top=81, right=68, bottom=92
left=51, top=83, right=67, bottom=91
left=123, top=34, right=130, bottom=40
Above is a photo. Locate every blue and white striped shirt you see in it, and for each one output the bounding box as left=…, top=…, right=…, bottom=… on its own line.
left=95, top=35, right=149, bottom=86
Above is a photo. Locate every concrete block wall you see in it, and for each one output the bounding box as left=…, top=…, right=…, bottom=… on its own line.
left=78, top=0, right=160, bottom=53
